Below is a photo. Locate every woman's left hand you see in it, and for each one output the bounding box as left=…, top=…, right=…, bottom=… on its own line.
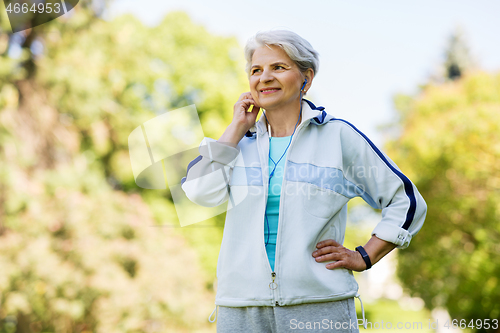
left=312, top=239, right=367, bottom=272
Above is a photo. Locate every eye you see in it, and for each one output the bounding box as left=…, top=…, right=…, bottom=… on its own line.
left=275, top=65, right=286, bottom=70
left=251, top=68, right=261, bottom=75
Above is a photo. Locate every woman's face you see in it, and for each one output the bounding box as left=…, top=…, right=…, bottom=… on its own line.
left=249, top=45, right=305, bottom=112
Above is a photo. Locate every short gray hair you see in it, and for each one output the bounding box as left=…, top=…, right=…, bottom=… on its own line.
left=244, top=30, right=319, bottom=76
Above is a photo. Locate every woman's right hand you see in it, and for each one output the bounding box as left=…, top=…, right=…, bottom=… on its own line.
left=231, top=92, right=261, bottom=131
left=218, top=92, right=261, bottom=147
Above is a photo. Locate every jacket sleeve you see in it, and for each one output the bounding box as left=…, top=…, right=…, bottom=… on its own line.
left=181, top=137, right=240, bottom=207
left=338, top=121, right=427, bottom=249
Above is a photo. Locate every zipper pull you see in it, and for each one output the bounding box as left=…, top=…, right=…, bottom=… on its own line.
left=269, top=272, right=277, bottom=290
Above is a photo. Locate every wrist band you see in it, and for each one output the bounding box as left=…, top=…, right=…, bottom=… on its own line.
left=355, top=246, right=372, bottom=270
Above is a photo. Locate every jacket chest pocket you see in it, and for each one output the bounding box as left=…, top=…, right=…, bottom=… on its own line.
left=300, top=182, right=349, bottom=219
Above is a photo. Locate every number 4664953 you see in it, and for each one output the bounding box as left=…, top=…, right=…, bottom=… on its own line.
left=444, top=319, right=499, bottom=330
left=6, top=2, right=62, bottom=14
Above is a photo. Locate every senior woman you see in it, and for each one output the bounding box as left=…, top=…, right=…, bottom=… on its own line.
left=181, top=30, right=427, bottom=333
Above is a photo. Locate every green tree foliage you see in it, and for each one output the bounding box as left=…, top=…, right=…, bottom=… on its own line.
left=0, top=3, right=247, bottom=332
left=386, top=70, right=500, bottom=325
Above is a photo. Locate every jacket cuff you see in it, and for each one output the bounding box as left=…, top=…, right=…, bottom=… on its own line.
left=371, top=222, right=413, bottom=249
left=198, top=137, right=240, bottom=168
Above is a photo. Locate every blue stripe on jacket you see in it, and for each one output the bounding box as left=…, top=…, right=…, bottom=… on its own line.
left=328, top=118, right=417, bottom=230
left=303, top=99, right=416, bottom=231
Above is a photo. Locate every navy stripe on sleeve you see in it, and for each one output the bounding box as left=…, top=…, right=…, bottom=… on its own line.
left=330, top=118, right=417, bottom=230
left=181, top=155, right=203, bottom=186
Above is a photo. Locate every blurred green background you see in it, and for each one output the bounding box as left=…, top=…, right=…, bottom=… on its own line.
left=0, top=0, right=499, bottom=332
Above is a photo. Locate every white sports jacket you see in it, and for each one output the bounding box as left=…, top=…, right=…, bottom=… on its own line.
left=181, top=99, right=427, bottom=307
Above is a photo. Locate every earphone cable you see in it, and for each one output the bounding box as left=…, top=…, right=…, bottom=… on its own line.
left=263, top=89, right=304, bottom=247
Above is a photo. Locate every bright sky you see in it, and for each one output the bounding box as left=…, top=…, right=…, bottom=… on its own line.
left=107, top=0, right=500, bottom=146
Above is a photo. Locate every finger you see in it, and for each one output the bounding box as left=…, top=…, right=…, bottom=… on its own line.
left=237, top=99, right=256, bottom=111
left=314, top=252, right=343, bottom=262
left=239, top=98, right=255, bottom=105
left=312, top=246, right=338, bottom=257
left=238, top=92, right=253, bottom=102
left=243, top=98, right=259, bottom=108
left=243, top=99, right=262, bottom=114
left=316, top=239, right=341, bottom=249
left=325, top=261, right=345, bottom=270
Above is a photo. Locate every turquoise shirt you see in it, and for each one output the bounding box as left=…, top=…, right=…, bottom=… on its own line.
left=265, top=135, right=292, bottom=272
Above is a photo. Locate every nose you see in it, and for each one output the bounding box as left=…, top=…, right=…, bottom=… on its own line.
left=260, top=69, right=274, bottom=83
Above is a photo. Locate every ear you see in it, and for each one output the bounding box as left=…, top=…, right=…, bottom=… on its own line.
left=302, top=68, right=315, bottom=93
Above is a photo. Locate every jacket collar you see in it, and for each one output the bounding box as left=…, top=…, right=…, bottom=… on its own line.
left=245, top=99, right=332, bottom=138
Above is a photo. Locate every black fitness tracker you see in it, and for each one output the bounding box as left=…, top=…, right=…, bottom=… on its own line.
left=355, top=246, right=372, bottom=270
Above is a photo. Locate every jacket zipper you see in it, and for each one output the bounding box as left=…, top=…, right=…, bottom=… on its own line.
left=256, top=126, right=273, bottom=271
left=256, top=125, right=277, bottom=306
left=267, top=118, right=309, bottom=307
left=270, top=272, right=278, bottom=306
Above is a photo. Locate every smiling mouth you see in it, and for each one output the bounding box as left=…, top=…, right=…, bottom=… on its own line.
left=260, top=88, right=281, bottom=94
